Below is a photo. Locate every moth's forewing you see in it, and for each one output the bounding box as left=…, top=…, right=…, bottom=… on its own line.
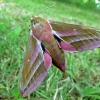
left=19, top=32, right=47, bottom=97
left=50, top=20, right=100, bottom=51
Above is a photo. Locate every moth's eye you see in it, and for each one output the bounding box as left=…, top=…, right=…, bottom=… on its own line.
left=33, top=21, right=39, bottom=25
left=32, top=20, right=40, bottom=28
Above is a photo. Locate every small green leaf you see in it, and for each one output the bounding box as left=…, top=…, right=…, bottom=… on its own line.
left=83, top=87, right=100, bottom=95
left=67, top=70, right=76, bottom=80
left=74, top=84, right=83, bottom=94
left=0, top=84, right=6, bottom=88
left=12, top=87, right=27, bottom=100
left=9, top=25, right=21, bottom=41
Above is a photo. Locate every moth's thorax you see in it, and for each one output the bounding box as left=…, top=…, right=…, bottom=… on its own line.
left=31, top=16, right=52, bottom=41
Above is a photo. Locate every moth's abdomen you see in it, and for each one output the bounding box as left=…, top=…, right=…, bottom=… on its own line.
left=44, top=37, right=66, bottom=72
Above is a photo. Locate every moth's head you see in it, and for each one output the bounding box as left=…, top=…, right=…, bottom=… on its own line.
left=30, top=16, right=51, bottom=31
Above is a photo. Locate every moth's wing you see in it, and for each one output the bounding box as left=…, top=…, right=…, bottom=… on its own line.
left=50, top=20, right=100, bottom=51
left=18, top=32, right=51, bottom=97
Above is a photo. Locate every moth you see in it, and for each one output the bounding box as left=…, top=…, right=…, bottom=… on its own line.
left=18, top=12, right=100, bottom=97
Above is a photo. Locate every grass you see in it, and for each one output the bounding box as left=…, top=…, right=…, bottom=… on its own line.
left=0, top=0, right=100, bottom=100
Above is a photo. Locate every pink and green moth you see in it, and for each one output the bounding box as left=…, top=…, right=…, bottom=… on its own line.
left=18, top=11, right=100, bottom=97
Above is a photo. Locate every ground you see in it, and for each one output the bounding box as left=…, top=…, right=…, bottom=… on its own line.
left=0, top=0, right=100, bottom=100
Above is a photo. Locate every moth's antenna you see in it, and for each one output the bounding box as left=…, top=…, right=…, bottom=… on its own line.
left=11, top=3, right=56, bottom=31
left=37, top=3, right=56, bottom=16
left=11, top=18, right=31, bottom=31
